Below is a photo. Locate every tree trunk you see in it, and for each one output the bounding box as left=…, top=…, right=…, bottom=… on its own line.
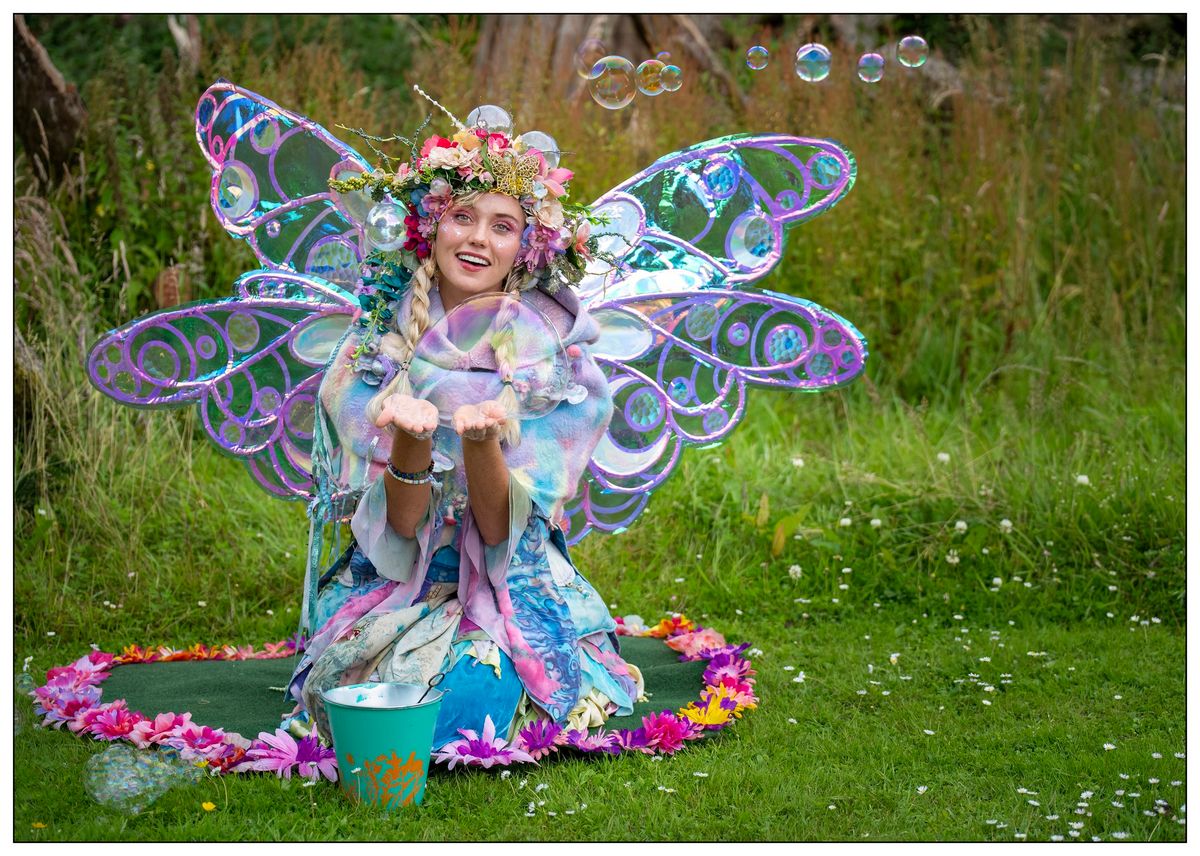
left=13, top=14, right=88, bottom=183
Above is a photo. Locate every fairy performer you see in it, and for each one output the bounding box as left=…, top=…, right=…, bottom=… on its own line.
left=86, top=80, right=868, bottom=763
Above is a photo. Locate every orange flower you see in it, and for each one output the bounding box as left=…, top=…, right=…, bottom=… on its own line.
left=646, top=615, right=696, bottom=638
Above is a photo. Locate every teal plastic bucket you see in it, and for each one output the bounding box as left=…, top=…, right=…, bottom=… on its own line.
left=321, top=682, right=444, bottom=809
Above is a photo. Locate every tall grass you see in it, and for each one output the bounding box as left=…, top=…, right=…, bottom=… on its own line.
left=13, top=14, right=1185, bottom=654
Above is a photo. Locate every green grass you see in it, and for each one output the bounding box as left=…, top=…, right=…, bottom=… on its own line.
left=12, top=13, right=1185, bottom=843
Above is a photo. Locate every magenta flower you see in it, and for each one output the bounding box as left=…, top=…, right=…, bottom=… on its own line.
left=34, top=680, right=101, bottom=729
left=128, top=711, right=194, bottom=749
left=243, top=728, right=338, bottom=782
left=613, top=727, right=653, bottom=754
left=515, top=718, right=565, bottom=761
left=702, top=648, right=755, bottom=686
left=85, top=701, right=146, bottom=741
left=165, top=724, right=233, bottom=762
left=564, top=728, right=621, bottom=755
left=44, top=652, right=112, bottom=690
left=518, top=224, right=567, bottom=270
left=433, top=715, right=536, bottom=769
left=713, top=675, right=759, bottom=710
left=641, top=711, right=691, bottom=754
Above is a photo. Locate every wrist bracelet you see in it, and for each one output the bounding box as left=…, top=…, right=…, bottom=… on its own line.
left=386, top=460, right=435, bottom=485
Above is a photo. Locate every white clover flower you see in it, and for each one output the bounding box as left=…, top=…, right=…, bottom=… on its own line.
left=197, top=601, right=207, bottom=607
left=955, top=520, right=968, bottom=533
left=870, top=518, right=882, bottom=528
left=917, top=785, right=928, bottom=794
left=839, top=517, right=852, bottom=527
left=889, top=652, right=900, bottom=665
left=923, top=729, right=935, bottom=735
left=999, top=518, right=1013, bottom=533
left=1075, top=474, right=1090, bottom=486
left=791, top=456, right=805, bottom=468
left=788, top=565, right=802, bottom=580
left=945, top=550, right=960, bottom=565
left=1104, top=743, right=1116, bottom=751
left=937, top=452, right=950, bottom=463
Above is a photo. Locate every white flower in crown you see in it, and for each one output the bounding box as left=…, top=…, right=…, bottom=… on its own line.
left=533, top=198, right=565, bottom=229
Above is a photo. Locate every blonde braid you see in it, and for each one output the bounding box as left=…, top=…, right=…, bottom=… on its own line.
left=491, top=294, right=523, bottom=447
left=365, top=257, right=438, bottom=426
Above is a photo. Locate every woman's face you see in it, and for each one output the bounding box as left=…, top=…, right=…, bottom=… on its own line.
left=434, top=192, right=525, bottom=311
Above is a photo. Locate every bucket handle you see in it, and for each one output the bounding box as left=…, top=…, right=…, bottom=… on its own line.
left=417, top=671, right=447, bottom=705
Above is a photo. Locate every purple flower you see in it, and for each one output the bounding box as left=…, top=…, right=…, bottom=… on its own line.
left=702, top=647, right=756, bottom=686
left=564, top=728, right=621, bottom=755
left=242, top=728, right=338, bottom=782
left=33, top=678, right=101, bottom=728
left=515, top=718, right=565, bottom=761
left=613, top=727, right=653, bottom=754
left=432, top=715, right=536, bottom=769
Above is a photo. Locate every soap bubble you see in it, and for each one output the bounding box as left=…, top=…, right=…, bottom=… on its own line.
left=636, top=59, right=666, bottom=96
left=656, top=50, right=672, bottom=62
left=857, top=52, right=885, bottom=83
left=589, top=56, right=637, bottom=110
left=897, top=35, right=929, bottom=68
left=660, top=65, right=683, bottom=92
left=85, top=746, right=176, bottom=815
left=366, top=202, right=408, bottom=251
left=794, top=43, right=832, bottom=83
left=574, top=39, right=607, bottom=79
left=517, top=130, right=560, bottom=170
left=746, top=46, right=769, bottom=70
left=465, top=105, right=514, bottom=137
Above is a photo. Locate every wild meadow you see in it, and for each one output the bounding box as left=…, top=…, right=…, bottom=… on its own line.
left=13, top=14, right=1185, bottom=841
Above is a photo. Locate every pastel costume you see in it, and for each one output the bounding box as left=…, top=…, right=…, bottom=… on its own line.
left=288, top=284, right=644, bottom=747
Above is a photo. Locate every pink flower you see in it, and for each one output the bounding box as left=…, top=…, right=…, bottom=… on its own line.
left=702, top=648, right=756, bottom=686
left=515, top=719, right=566, bottom=761
left=666, top=627, right=728, bottom=660
left=713, top=675, right=759, bottom=711
left=242, top=728, right=339, bottom=782
left=613, top=727, right=654, bottom=754
left=564, top=727, right=621, bottom=755
left=129, top=711, right=194, bottom=749
left=46, top=651, right=113, bottom=689
left=572, top=220, right=592, bottom=260
left=640, top=710, right=691, bottom=754
left=85, top=701, right=146, bottom=741
left=165, top=724, right=234, bottom=762
left=541, top=167, right=574, bottom=198
left=518, top=223, right=567, bottom=270
left=421, top=177, right=454, bottom=219
left=34, top=679, right=101, bottom=729
left=419, top=135, right=455, bottom=158
left=432, top=715, right=536, bottom=769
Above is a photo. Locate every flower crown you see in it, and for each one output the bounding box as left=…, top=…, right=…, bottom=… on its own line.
left=331, top=86, right=603, bottom=297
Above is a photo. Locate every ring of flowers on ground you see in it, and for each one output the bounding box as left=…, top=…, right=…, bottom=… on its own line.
left=26, top=614, right=757, bottom=781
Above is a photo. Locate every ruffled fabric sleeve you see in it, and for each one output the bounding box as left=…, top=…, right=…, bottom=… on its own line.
left=350, top=470, right=442, bottom=583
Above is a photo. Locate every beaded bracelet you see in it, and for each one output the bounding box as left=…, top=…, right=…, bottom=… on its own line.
left=386, top=460, right=435, bottom=485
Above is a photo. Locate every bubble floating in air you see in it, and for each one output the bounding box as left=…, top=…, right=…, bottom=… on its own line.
left=794, top=43, right=832, bottom=83
left=636, top=59, right=666, bottom=96
left=85, top=746, right=177, bottom=815
left=897, top=35, right=929, bottom=68
left=589, top=56, right=638, bottom=110
left=465, top=105, right=514, bottom=137
left=366, top=202, right=408, bottom=251
left=517, top=131, right=560, bottom=169
left=857, top=52, right=885, bottom=83
left=656, top=50, right=672, bottom=62
left=660, top=64, right=683, bottom=92
left=574, top=39, right=607, bottom=79
left=746, top=46, right=769, bottom=70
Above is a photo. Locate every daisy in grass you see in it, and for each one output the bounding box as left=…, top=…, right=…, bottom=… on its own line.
left=241, top=728, right=338, bottom=781
left=434, top=715, right=536, bottom=768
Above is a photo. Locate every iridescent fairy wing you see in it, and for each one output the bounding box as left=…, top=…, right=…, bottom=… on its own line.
left=561, top=135, right=865, bottom=544
left=196, top=79, right=378, bottom=290
left=86, top=270, right=355, bottom=500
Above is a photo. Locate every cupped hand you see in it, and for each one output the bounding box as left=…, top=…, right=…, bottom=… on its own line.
left=452, top=400, right=509, bottom=442
left=375, top=393, right=440, bottom=440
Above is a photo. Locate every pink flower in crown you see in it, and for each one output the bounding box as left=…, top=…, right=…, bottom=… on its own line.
left=419, top=135, right=455, bottom=158
left=242, top=728, right=338, bottom=781
left=541, top=167, right=574, bottom=198
left=518, top=223, right=567, bottom=270
left=485, top=133, right=513, bottom=155
left=128, top=711, right=194, bottom=749
left=572, top=220, right=592, bottom=260
left=665, top=626, right=727, bottom=660
left=85, top=701, right=146, bottom=741
left=416, top=214, right=438, bottom=239
left=433, top=715, right=536, bottom=769
left=640, top=710, right=691, bottom=754
left=421, top=177, right=454, bottom=220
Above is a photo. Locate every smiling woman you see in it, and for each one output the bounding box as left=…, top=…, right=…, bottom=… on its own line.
left=433, top=193, right=526, bottom=310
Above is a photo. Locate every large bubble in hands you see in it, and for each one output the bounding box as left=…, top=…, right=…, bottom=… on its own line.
left=84, top=745, right=203, bottom=815
left=408, top=293, right=580, bottom=425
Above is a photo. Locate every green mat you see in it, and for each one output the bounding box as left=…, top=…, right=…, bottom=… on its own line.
left=99, top=636, right=707, bottom=739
